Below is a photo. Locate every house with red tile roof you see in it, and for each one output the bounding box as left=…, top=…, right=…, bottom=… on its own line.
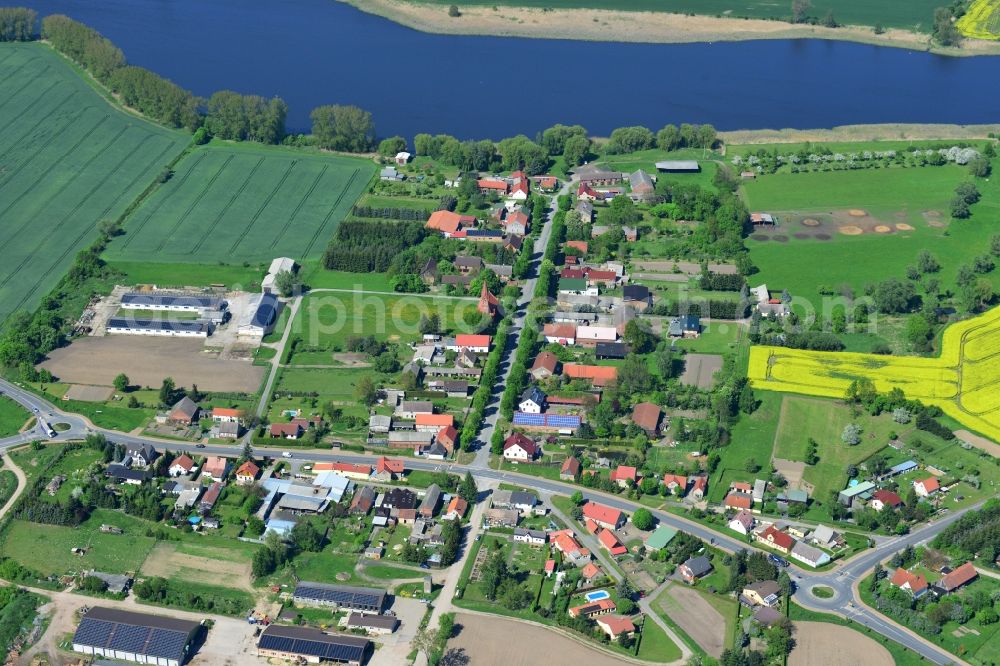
left=426, top=210, right=475, bottom=236
left=756, top=525, right=794, bottom=554
left=580, top=561, right=602, bottom=582
left=478, top=179, right=509, bottom=195
left=690, top=475, right=708, bottom=500
left=728, top=509, right=755, bottom=535
left=582, top=501, right=625, bottom=530
left=202, top=456, right=230, bottom=481
left=631, top=402, right=662, bottom=436
left=597, top=528, right=628, bottom=556
left=321, top=462, right=371, bottom=481
left=730, top=481, right=753, bottom=494
left=503, top=432, right=538, bottom=461
left=509, top=179, right=530, bottom=200
left=576, top=183, right=602, bottom=201
left=914, top=477, right=940, bottom=497
left=550, top=529, right=590, bottom=564
left=871, top=489, right=903, bottom=511
left=596, top=615, right=636, bottom=640
left=662, top=474, right=688, bottom=495
left=455, top=334, right=491, bottom=353
left=443, top=496, right=468, bottom=521
left=890, top=568, right=928, bottom=597
left=532, top=175, right=558, bottom=191
left=270, top=422, right=303, bottom=439
left=939, top=562, right=978, bottom=593
left=211, top=407, right=242, bottom=423
left=568, top=598, right=616, bottom=618
left=436, top=426, right=458, bottom=454
left=725, top=493, right=753, bottom=511
left=373, top=456, right=405, bottom=481
left=609, top=465, right=638, bottom=488
left=543, top=323, right=577, bottom=345
left=544, top=559, right=557, bottom=576
left=415, top=413, right=454, bottom=432
left=563, top=363, right=618, bottom=387
left=564, top=240, right=588, bottom=254
left=168, top=454, right=195, bottom=477
left=235, top=461, right=260, bottom=485
left=560, top=456, right=581, bottom=481
left=531, top=352, right=561, bottom=380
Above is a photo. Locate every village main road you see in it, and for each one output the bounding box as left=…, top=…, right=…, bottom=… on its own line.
left=471, top=180, right=571, bottom=469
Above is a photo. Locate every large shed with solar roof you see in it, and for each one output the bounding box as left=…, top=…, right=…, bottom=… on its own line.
left=71, top=607, right=200, bottom=666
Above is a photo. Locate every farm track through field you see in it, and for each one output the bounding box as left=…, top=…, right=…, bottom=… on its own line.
left=268, top=163, right=328, bottom=251
left=187, top=156, right=265, bottom=256
left=0, top=90, right=79, bottom=186
left=0, top=120, right=126, bottom=290
left=300, top=167, right=362, bottom=257
left=0, top=65, right=48, bottom=117
left=154, top=153, right=235, bottom=252
left=4, top=137, right=181, bottom=317
left=118, top=150, right=209, bottom=251
left=228, top=159, right=299, bottom=255
left=0, top=79, right=59, bottom=151
left=0, top=111, right=109, bottom=243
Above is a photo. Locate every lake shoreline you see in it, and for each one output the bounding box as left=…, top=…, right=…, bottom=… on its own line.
left=339, top=0, right=1000, bottom=57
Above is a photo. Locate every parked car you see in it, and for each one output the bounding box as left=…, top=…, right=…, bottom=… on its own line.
left=282, top=451, right=293, bottom=458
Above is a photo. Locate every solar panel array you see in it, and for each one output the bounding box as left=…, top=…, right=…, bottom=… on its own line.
left=73, top=617, right=189, bottom=662
left=122, top=293, right=220, bottom=308
left=512, top=412, right=581, bottom=428
left=108, top=317, right=208, bottom=334
left=294, top=583, right=385, bottom=611
left=259, top=634, right=366, bottom=662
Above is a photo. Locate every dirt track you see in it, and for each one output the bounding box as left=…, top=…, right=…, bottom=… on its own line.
left=680, top=354, right=723, bottom=389
left=448, top=613, right=627, bottom=666
left=658, top=584, right=726, bottom=657
left=789, top=621, right=893, bottom=666
left=954, top=429, right=1000, bottom=458
left=41, top=336, right=264, bottom=393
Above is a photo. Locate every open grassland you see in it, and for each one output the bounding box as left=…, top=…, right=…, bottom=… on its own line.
left=407, top=0, right=940, bottom=31
left=0, top=396, right=29, bottom=437
left=107, top=142, right=374, bottom=264
left=749, top=305, right=1000, bottom=442
left=1, top=519, right=155, bottom=576
left=958, top=0, right=1000, bottom=39
left=0, top=43, right=189, bottom=324
left=744, top=160, right=1000, bottom=307
left=772, top=396, right=900, bottom=500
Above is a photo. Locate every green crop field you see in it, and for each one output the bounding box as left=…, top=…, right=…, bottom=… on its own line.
left=410, top=0, right=941, bottom=31
left=744, top=161, right=1000, bottom=307
left=0, top=43, right=189, bottom=324
left=106, top=143, right=374, bottom=264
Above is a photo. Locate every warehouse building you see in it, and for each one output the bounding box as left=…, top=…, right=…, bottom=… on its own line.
left=120, top=292, right=224, bottom=313
left=71, top=607, right=200, bottom=666
left=237, top=292, right=280, bottom=339
left=107, top=317, right=211, bottom=338
left=257, top=624, right=372, bottom=665
left=292, top=582, right=388, bottom=613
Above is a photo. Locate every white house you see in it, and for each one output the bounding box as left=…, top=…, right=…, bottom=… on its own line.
left=168, top=454, right=195, bottom=478
left=914, top=477, right=940, bottom=497
left=575, top=326, right=617, bottom=346
left=503, top=433, right=538, bottom=462
left=790, top=541, right=831, bottom=568
left=518, top=386, right=546, bottom=414
left=728, top=509, right=755, bottom=535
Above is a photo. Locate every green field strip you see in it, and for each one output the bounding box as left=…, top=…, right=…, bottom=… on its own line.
left=300, top=167, right=362, bottom=258
left=0, top=136, right=184, bottom=322
left=268, top=163, right=330, bottom=252
left=0, top=110, right=108, bottom=234
left=232, top=159, right=323, bottom=256
left=116, top=150, right=209, bottom=252
left=0, top=87, right=78, bottom=170
left=186, top=156, right=266, bottom=256
left=152, top=153, right=236, bottom=253
left=0, top=77, right=60, bottom=151
left=224, top=159, right=299, bottom=256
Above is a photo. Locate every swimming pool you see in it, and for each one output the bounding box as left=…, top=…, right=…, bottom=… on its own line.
left=585, top=590, right=610, bottom=602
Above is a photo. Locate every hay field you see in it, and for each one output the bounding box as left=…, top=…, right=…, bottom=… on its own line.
left=748, top=305, right=1000, bottom=441
left=0, top=43, right=189, bottom=323
left=107, top=143, right=374, bottom=264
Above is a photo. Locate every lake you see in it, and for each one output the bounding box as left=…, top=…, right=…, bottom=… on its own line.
left=23, top=0, right=1000, bottom=139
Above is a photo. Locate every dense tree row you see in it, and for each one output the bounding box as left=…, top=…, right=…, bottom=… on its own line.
left=651, top=299, right=750, bottom=319
left=350, top=205, right=429, bottom=221
left=0, top=7, right=36, bottom=40
left=932, top=500, right=1000, bottom=561
left=109, top=66, right=201, bottom=130
left=311, top=104, right=376, bottom=152
left=322, top=219, right=425, bottom=273
left=42, top=14, right=124, bottom=83
left=205, top=91, right=287, bottom=143
left=698, top=272, right=745, bottom=292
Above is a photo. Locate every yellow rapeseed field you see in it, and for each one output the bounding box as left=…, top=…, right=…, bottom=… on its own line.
left=748, top=306, right=1000, bottom=441
left=957, top=0, right=1000, bottom=40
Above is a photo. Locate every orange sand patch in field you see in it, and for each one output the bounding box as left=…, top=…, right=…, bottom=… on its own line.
left=848, top=209, right=867, bottom=217
left=896, top=223, right=915, bottom=231
left=839, top=226, right=864, bottom=235
left=874, top=225, right=892, bottom=233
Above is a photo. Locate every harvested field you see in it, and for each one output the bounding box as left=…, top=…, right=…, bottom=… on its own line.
left=789, top=621, right=892, bottom=666
left=681, top=354, right=723, bottom=388
left=63, top=385, right=113, bottom=402
left=658, top=584, right=725, bottom=657
left=141, top=541, right=255, bottom=593
left=40, top=336, right=264, bottom=393
left=449, top=613, right=625, bottom=666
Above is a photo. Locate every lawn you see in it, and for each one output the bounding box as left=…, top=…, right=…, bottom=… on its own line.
left=0, top=396, right=29, bottom=437
left=107, top=260, right=266, bottom=289
left=363, top=564, right=422, bottom=580
left=0, top=471, right=17, bottom=510
left=57, top=399, right=153, bottom=432
left=772, top=395, right=899, bottom=502
left=0, top=519, right=155, bottom=576
left=0, top=43, right=189, bottom=324
left=673, top=322, right=744, bottom=355
left=708, top=390, right=782, bottom=502
left=9, top=444, right=65, bottom=485
left=744, top=160, right=1000, bottom=308
left=291, top=291, right=475, bottom=349
left=105, top=141, right=374, bottom=264
left=299, top=263, right=397, bottom=292
left=407, top=0, right=942, bottom=31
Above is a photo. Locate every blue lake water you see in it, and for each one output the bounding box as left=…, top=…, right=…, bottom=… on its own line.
left=22, top=0, right=1000, bottom=138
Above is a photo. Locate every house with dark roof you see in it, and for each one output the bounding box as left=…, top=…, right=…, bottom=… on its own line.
left=518, top=386, right=547, bottom=414
left=167, top=397, right=199, bottom=426
left=742, top=580, right=781, bottom=607
left=679, top=555, right=713, bottom=583
left=595, top=342, right=628, bottom=359
left=622, top=284, right=651, bottom=309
